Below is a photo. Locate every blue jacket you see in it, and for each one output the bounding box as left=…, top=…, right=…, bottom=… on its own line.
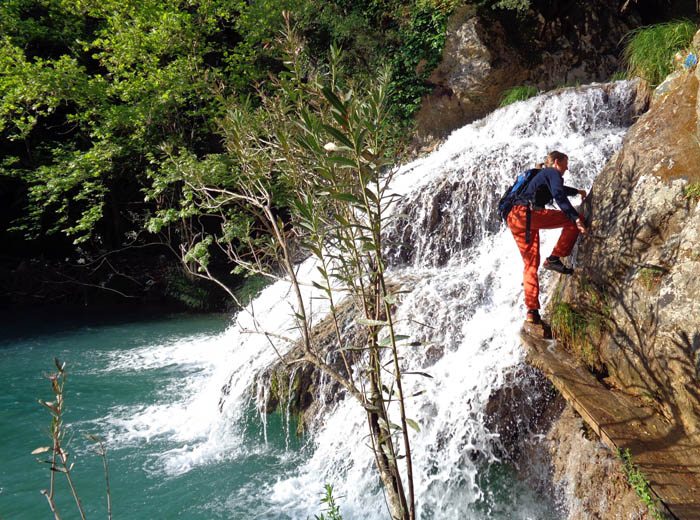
left=514, top=167, right=579, bottom=222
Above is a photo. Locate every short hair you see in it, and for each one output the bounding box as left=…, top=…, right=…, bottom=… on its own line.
left=546, top=151, right=568, bottom=166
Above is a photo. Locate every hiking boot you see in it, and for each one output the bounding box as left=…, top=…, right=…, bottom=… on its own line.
left=526, top=309, right=541, bottom=324
left=543, top=257, right=573, bottom=275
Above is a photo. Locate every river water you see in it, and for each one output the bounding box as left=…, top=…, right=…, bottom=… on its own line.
left=0, top=309, right=308, bottom=519
left=1, top=82, right=640, bottom=519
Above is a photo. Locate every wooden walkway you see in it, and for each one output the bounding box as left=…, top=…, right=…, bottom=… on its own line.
left=521, top=331, right=700, bottom=520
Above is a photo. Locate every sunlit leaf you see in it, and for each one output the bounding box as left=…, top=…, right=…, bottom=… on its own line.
left=406, top=418, right=420, bottom=432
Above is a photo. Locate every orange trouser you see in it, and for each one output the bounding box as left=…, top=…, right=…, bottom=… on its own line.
left=507, top=205, right=581, bottom=310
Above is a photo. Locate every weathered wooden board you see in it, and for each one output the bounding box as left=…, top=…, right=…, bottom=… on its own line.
left=521, top=330, right=700, bottom=520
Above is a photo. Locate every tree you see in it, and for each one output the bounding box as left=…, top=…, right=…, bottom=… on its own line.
left=148, top=17, right=419, bottom=519
left=1, top=0, right=452, bottom=258
left=0, top=0, right=247, bottom=248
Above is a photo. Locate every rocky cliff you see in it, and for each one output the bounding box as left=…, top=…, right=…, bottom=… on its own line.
left=554, top=58, right=700, bottom=438
left=534, top=36, right=700, bottom=519
left=413, top=1, right=641, bottom=148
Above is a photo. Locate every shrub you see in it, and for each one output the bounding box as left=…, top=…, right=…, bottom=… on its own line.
left=165, top=268, right=210, bottom=310
left=636, top=266, right=665, bottom=291
left=621, top=20, right=697, bottom=88
left=233, top=274, right=272, bottom=308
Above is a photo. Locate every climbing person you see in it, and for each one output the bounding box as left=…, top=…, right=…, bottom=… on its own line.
left=506, top=150, right=587, bottom=328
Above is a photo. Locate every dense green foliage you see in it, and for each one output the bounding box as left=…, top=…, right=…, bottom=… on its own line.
left=0, top=0, right=453, bottom=260
left=486, top=0, right=530, bottom=11
left=1, top=0, right=238, bottom=248
left=621, top=19, right=697, bottom=88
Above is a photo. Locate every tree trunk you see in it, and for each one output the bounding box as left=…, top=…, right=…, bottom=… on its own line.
left=367, top=410, right=409, bottom=520
left=366, top=368, right=409, bottom=520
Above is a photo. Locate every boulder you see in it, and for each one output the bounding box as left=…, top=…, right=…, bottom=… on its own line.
left=413, top=6, right=527, bottom=146
left=249, top=283, right=403, bottom=434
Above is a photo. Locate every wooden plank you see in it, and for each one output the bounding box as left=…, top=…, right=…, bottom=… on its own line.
left=521, top=330, right=700, bottom=520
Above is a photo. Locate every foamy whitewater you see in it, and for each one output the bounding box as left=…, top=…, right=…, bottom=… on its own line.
left=95, top=82, right=640, bottom=518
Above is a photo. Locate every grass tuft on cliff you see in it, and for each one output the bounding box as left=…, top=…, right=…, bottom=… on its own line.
left=499, top=85, right=539, bottom=107
left=550, top=301, right=603, bottom=373
left=621, top=19, right=697, bottom=88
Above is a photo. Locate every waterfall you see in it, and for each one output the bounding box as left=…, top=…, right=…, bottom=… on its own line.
left=95, top=81, right=640, bottom=518
left=267, top=81, right=640, bottom=519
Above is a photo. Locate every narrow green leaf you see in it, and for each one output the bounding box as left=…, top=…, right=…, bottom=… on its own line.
left=356, top=317, right=388, bottom=327
left=406, top=418, right=421, bottom=432
left=365, top=189, right=379, bottom=205
left=331, top=109, right=349, bottom=128
left=379, top=335, right=392, bottom=346
left=321, top=86, right=346, bottom=115
left=311, top=281, right=330, bottom=294
left=403, top=371, right=433, bottom=378
left=361, top=241, right=376, bottom=253
left=330, top=192, right=362, bottom=204
left=337, top=346, right=363, bottom=352
left=297, top=220, right=315, bottom=233
left=322, top=125, right=353, bottom=149
left=378, top=418, right=400, bottom=431
left=354, top=128, right=368, bottom=152
left=327, top=156, right=358, bottom=168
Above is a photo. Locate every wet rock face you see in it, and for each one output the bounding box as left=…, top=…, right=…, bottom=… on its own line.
left=483, top=369, right=652, bottom=518
left=254, top=296, right=366, bottom=434
left=483, top=366, right=558, bottom=464
left=253, top=285, right=401, bottom=434
left=563, top=65, right=700, bottom=436
left=413, top=2, right=637, bottom=147
left=385, top=171, right=502, bottom=268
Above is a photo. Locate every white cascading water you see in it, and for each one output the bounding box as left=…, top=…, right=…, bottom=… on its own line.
left=96, top=81, right=640, bottom=518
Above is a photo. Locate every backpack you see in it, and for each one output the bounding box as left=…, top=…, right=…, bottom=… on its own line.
left=497, top=168, right=541, bottom=222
